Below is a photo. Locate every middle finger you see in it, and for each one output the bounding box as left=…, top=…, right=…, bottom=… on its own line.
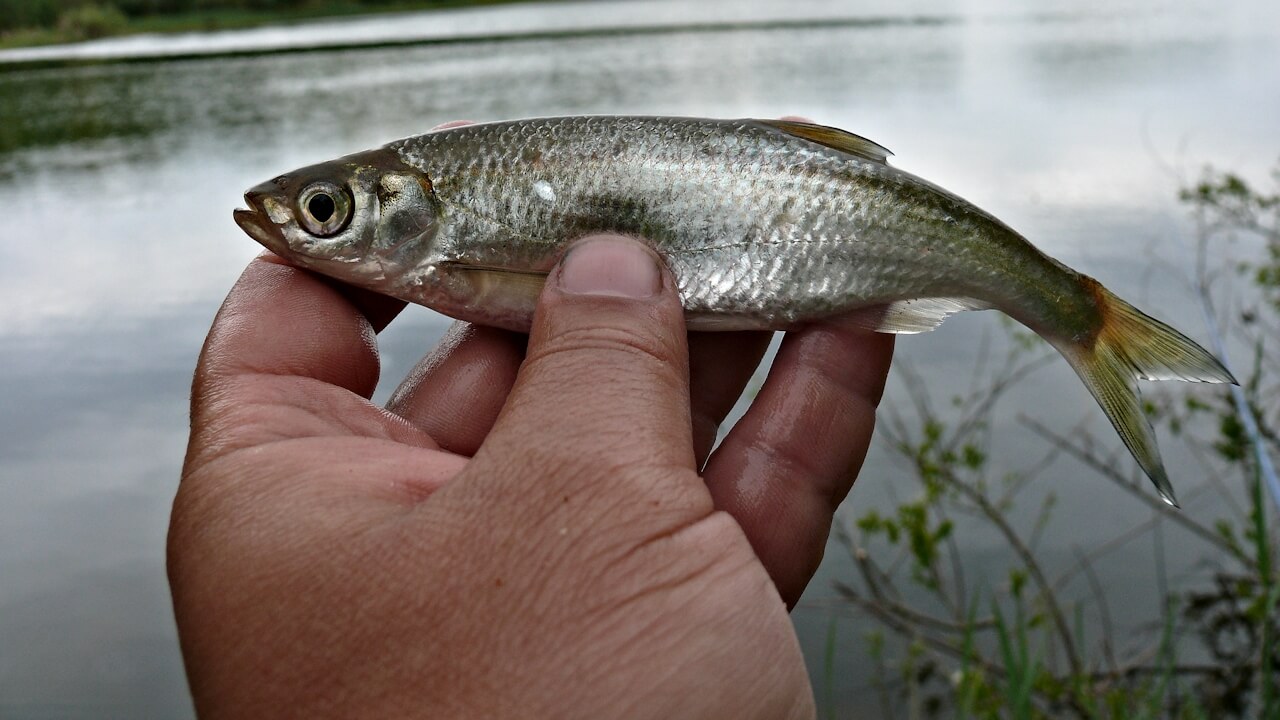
left=388, top=324, right=772, bottom=460
left=386, top=321, right=527, bottom=456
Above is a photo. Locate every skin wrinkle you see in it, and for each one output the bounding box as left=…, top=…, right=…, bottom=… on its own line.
left=590, top=534, right=739, bottom=651
left=389, top=321, right=475, bottom=399
left=565, top=517, right=780, bottom=716
left=700, top=320, right=892, bottom=607
left=746, top=369, right=870, bottom=503
left=520, top=335, right=681, bottom=383
left=613, top=511, right=747, bottom=601
left=793, top=322, right=893, bottom=404
left=244, top=439, right=456, bottom=504
left=223, top=375, right=422, bottom=442
left=481, top=423, right=695, bottom=505
left=753, top=331, right=889, bottom=471
left=386, top=322, right=525, bottom=454
left=184, top=443, right=402, bottom=527
left=204, top=262, right=384, bottom=397
left=189, top=389, right=441, bottom=484
left=579, top=465, right=715, bottom=571
left=506, top=335, right=693, bottom=465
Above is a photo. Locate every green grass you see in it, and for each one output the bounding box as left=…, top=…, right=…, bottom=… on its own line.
left=0, top=0, right=538, bottom=50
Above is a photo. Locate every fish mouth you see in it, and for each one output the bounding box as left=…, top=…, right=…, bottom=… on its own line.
left=234, top=189, right=287, bottom=255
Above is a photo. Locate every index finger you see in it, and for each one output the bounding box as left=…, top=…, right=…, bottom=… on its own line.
left=186, top=255, right=425, bottom=470
left=196, top=254, right=394, bottom=396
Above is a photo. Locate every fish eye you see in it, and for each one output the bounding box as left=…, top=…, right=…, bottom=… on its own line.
left=308, top=193, right=335, bottom=222
left=297, top=182, right=352, bottom=237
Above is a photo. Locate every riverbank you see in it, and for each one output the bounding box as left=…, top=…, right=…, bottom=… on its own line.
left=0, top=0, right=538, bottom=50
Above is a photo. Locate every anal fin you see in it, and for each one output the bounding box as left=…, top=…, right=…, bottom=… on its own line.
left=845, top=297, right=990, bottom=334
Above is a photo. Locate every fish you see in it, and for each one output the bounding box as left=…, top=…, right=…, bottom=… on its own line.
left=234, top=115, right=1236, bottom=507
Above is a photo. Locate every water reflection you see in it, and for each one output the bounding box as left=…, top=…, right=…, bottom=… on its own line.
left=1, top=0, right=1277, bottom=717
left=0, top=64, right=165, bottom=157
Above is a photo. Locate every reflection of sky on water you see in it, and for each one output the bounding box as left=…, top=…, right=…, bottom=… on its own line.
left=0, top=0, right=1277, bottom=716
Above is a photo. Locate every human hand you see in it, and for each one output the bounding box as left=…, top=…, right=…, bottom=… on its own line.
left=170, top=230, right=891, bottom=717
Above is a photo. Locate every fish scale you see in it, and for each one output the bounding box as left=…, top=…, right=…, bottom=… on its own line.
left=234, top=114, right=1236, bottom=506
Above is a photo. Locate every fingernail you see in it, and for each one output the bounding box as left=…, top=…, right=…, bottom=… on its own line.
left=557, top=237, right=661, bottom=298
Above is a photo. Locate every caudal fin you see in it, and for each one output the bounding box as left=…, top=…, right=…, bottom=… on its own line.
left=1058, top=285, right=1236, bottom=508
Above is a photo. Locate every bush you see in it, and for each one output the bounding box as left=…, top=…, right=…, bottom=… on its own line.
left=56, top=3, right=128, bottom=40
left=0, top=0, right=67, bottom=34
left=834, top=159, right=1280, bottom=718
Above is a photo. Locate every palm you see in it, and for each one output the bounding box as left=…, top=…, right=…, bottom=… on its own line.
left=172, top=249, right=892, bottom=717
left=186, top=255, right=890, bottom=601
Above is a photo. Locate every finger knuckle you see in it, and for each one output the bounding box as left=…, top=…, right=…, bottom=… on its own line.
left=525, top=324, right=683, bottom=387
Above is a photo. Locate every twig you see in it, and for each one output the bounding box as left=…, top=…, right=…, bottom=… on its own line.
left=1051, top=499, right=1231, bottom=593
left=834, top=579, right=997, bottom=634
left=1022, top=415, right=1253, bottom=566
left=1074, top=545, right=1120, bottom=674
left=1191, top=193, right=1280, bottom=516
left=1086, top=663, right=1227, bottom=680
left=945, top=351, right=1055, bottom=459
left=933, top=463, right=1084, bottom=676
left=944, top=516, right=968, bottom=624
left=1196, top=279, right=1280, bottom=516
left=1185, top=434, right=1248, bottom=520
left=840, top=551, right=1007, bottom=679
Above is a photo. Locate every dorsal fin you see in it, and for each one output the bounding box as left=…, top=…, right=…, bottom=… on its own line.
left=757, top=119, right=893, bottom=165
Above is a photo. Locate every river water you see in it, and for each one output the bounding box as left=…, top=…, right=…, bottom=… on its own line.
left=1, top=0, right=1277, bottom=716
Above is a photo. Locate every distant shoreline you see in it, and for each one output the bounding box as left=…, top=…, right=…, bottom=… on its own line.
left=0, top=13, right=953, bottom=70
left=0, top=0, right=540, bottom=51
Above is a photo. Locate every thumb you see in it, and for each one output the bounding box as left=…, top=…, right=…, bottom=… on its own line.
left=469, top=235, right=697, bottom=493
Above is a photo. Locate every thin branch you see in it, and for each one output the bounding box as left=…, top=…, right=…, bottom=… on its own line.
left=839, top=550, right=1007, bottom=680
left=945, top=352, right=1056, bottom=458
left=933, top=463, right=1084, bottom=676
left=834, top=580, right=997, bottom=634
left=1022, top=415, right=1255, bottom=567
left=943, top=512, right=969, bottom=623
left=1052, top=506, right=1220, bottom=592
left=1074, top=545, right=1119, bottom=674
left=1086, top=664, right=1229, bottom=680
left=1185, top=434, right=1248, bottom=520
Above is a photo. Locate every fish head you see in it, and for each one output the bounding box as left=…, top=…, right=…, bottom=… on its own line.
left=234, top=148, right=441, bottom=284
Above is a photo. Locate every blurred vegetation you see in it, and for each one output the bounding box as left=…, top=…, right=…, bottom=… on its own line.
left=831, top=160, right=1280, bottom=718
left=55, top=3, right=127, bottom=40
left=0, top=0, right=533, bottom=47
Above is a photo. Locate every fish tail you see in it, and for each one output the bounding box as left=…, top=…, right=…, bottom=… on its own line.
left=1057, top=281, right=1236, bottom=508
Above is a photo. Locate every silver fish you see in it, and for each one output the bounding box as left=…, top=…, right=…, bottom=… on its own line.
left=234, top=116, right=1235, bottom=506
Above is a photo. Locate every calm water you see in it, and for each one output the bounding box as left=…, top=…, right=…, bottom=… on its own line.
left=1, top=0, right=1278, bottom=716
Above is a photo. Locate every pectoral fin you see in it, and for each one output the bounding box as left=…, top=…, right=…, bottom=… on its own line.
left=446, top=263, right=549, bottom=307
